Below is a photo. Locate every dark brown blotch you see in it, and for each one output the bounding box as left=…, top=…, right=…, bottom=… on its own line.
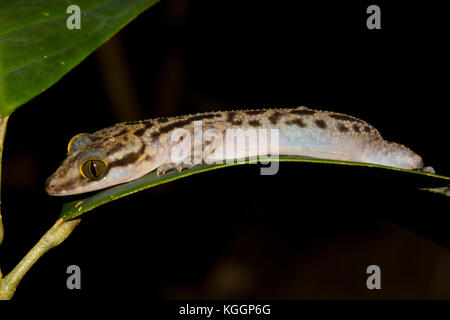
left=248, top=120, right=261, bottom=127
left=364, top=126, right=371, bottom=133
left=315, top=119, right=327, bottom=129
left=109, top=144, right=146, bottom=168
left=329, top=114, right=364, bottom=124
left=95, top=137, right=108, bottom=144
left=338, top=124, right=349, bottom=133
left=150, top=131, right=161, bottom=139
left=244, top=110, right=265, bottom=115
left=151, top=115, right=203, bottom=138
left=227, top=111, right=243, bottom=125
left=286, top=118, right=306, bottom=128
left=144, top=121, right=153, bottom=129
left=290, top=109, right=315, bottom=116
left=159, top=119, right=191, bottom=134
left=134, top=128, right=146, bottom=137
left=268, top=111, right=282, bottom=124
left=113, top=128, right=128, bottom=137
left=227, top=111, right=236, bottom=122
left=186, top=113, right=217, bottom=122
left=353, top=124, right=360, bottom=133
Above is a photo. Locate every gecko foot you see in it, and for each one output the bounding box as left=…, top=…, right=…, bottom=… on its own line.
left=420, top=166, right=435, bottom=174
left=156, top=170, right=166, bottom=177
left=156, top=162, right=194, bottom=176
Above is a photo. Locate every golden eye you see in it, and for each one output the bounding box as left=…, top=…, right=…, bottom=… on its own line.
left=79, top=159, right=109, bottom=180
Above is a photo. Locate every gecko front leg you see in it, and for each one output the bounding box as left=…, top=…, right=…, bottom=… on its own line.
left=156, top=162, right=194, bottom=176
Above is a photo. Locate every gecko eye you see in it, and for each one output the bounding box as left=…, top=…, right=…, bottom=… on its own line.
left=79, top=159, right=109, bottom=180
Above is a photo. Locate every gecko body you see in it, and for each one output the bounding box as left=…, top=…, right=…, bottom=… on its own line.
left=46, top=106, right=426, bottom=196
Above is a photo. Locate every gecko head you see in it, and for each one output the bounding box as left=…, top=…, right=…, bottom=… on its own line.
left=363, top=141, right=424, bottom=170
left=46, top=131, right=149, bottom=196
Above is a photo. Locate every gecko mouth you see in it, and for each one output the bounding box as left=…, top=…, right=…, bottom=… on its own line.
left=45, top=178, right=64, bottom=196
left=45, top=175, right=80, bottom=196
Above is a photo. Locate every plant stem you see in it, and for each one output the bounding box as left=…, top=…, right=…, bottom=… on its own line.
left=0, top=115, right=9, bottom=248
left=0, top=218, right=80, bottom=300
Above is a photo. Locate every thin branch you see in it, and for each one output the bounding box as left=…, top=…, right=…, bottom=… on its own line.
left=0, top=218, right=80, bottom=300
left=0, top=115, right=9, bottom=248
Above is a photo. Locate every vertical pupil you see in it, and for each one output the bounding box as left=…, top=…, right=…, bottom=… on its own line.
left=89, top=161, right=97, bottom=177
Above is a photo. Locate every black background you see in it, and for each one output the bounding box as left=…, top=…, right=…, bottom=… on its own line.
left=1, top=0, right=450, bottom=304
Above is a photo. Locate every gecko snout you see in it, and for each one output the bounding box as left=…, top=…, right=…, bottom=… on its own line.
left=45, top=176, right=56, bottom=195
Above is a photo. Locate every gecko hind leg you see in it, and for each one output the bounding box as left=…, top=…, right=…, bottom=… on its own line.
left=419, top=166, right=435, bottom=174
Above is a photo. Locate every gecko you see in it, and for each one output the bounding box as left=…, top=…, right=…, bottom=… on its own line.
left=46, top=106, right=432, bottom=196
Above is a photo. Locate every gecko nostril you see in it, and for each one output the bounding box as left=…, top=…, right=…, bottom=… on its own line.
left=45, top=177, right=54, bottom=191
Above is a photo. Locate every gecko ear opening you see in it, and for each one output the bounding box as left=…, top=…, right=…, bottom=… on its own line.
left=67, top=133, right=94, bottom=155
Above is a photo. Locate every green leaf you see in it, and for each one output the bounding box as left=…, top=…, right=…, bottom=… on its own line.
left=0, top=0, right=159, bottom=116
left=60, top=157, right=450, bottom=221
